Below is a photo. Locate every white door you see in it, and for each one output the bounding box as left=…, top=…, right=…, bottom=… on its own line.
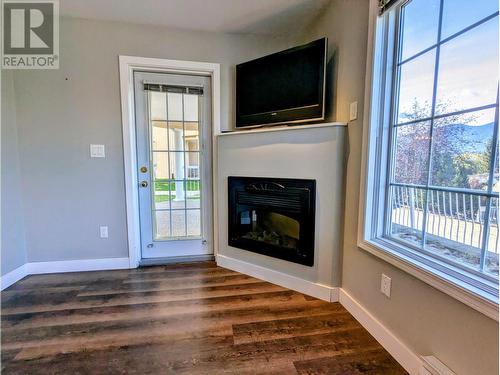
left=134, top=72, right=212, bottom=260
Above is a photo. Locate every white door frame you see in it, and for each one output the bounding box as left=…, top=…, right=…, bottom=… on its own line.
left=119, top=55, right=221, bottom=268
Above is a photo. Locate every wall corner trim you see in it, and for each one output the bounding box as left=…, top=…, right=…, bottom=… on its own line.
left=338, top=288, right=423, bottom=375
left=216, top=254, right=339, bottom=302
left=1, top=258, right=131, bottom=290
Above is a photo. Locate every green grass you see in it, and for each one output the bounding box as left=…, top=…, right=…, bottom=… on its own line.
left=154, top=180, right=200, bottom=192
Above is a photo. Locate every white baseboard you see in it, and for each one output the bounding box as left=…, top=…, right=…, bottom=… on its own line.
left=216, top=254, right=338, bottom=302
left=339, top=289, right=422, bottom=375
left=26, top=257, right=131, bottom=275
left=1, top=264, right=28, bottom=290
left=1, top=257, right=130, bottom=290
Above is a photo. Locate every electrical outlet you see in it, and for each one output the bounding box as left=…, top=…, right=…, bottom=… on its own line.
left=349, top=101, right=358, bottom=121
left=380, top=274, right=391, bottom=298
left=99, top=226, right=108, bottom=238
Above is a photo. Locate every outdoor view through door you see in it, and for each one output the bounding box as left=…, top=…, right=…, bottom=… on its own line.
left=135, top=72, right=212, bottom=260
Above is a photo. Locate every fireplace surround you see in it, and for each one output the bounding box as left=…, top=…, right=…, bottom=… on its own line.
left=228, top=176, right=316, bottom=266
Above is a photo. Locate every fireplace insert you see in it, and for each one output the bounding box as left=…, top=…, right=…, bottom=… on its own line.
left=228, top=176, right=316, bottom=266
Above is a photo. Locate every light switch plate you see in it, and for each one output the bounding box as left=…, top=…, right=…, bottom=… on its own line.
left=381, top=274, right=391, bottom=298
left=99, top=226, right=108, bottom=238
left=349, top=101, right=358, bottom=121
left=90, top=144, right=105, bottom=158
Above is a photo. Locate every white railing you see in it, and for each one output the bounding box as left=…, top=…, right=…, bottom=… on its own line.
left=391, top=185, right=499, bottom=255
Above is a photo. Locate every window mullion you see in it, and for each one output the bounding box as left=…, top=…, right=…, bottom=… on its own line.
left=420, top=0, right=445, bottom=248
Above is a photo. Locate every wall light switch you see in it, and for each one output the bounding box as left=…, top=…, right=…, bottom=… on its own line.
left=90, top=144, right=105, bottom=158
left=349, top=101, right=358, bottom=121
left=381, top=274, right=391, bottom=298
left=99, top=226, right=108, bottom=238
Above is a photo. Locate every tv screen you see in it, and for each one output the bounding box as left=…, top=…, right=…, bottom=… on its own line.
left=236, top=38, right=327, bottom=128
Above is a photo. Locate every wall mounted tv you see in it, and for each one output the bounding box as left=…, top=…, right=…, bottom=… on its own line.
left=236, top=37, right=327, bottom=129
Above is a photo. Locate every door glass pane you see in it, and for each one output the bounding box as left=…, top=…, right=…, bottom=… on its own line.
left=152, top=123, right=169, bottom=151
left=171, top=210, right=186, bottom=237
left=185, top=152, right=200, bottom=180
left=187, top=210, right=201, bottom=237
left=435, top=18, right=499, bottom=115
left=186, top=180, right=201, bottom=209
left=149, top=90, right=202, bottom=241
left=154, top=211, right=171, bottom=239
left=430, top=109, right=495, bottom=190
left=152, top=152, right=169, bottom=179
left=153, top=180, right=172, bottom=210
left=393, top=121, right=431, bottom=185
left=397, top=49, right=436, bottom=123
left=441, top=0, right=499, bottom=40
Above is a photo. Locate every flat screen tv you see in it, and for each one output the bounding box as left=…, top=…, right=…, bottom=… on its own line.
left=236, top=38, right=327, bottom=129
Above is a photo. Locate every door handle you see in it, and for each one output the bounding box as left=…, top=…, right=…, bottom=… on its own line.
left=140, top=181, right=148, bottom=188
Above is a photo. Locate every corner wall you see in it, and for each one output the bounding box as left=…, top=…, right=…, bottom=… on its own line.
left=1, top=70, right=27, bottom=276
left=302, top=1, right=499, bottom=374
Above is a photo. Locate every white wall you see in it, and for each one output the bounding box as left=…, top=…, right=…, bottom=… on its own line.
left=217, top=126, right=345, bottom=287
left=1, top=71, right=27, bottom=275
left=302, top=1, right=499, bottom=374
left=11, top=17, right=292, bottom=263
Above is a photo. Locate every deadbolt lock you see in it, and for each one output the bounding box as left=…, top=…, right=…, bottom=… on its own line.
left=140, top=166, right=148, bottom=173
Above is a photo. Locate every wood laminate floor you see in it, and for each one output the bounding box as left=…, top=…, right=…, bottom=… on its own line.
left=1, top=261, right=407, bottom=374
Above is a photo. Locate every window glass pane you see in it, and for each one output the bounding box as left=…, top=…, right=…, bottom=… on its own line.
left=424, top=190, right=483, bottom=270
left=435, top=18, right=499, bottom=115
left=400, top=0, right=440, bottom=61
left=390, top=186, right=426, bottom=247
left=171, top=210, right=186, bottom=237
left=152, top=152, right=169, bottom=179
left=397, top=50, right=436, bottom=123
left=441, top=0, right=499, bottom=39
left=430, top=109, right=496, bottom=190
left=393, top=122, right=431, bottom=185
left=486, top=197, right=499, bottom=275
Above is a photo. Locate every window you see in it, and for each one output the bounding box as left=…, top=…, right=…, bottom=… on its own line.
left=362, top=0, right=499, bottom=314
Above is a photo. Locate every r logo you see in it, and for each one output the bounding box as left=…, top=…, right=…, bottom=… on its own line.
left=2, top=0, right=59, bottom=69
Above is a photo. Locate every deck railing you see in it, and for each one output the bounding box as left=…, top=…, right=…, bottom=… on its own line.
left=391, top=185, right=499, bottom=255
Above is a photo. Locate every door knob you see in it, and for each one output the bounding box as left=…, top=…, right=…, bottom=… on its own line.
left=140, top=181, right=148, bottom=188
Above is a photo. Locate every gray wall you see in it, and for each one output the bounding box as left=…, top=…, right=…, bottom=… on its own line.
left=1, top=71, right=27, bottom=275
left=303, top=1, right=499, bottom=374
left=217, top=126, right=345, bottom=287
left=11, top=17, right=291, bottom=263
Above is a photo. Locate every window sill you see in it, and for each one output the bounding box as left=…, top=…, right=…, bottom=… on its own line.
left=358, top=237, right=499, bottom=321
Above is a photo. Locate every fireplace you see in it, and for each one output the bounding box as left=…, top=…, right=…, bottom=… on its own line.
left=228, top=176, right=316, bottom=266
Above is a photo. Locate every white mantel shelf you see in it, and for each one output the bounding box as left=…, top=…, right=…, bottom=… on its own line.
left=217, top=122, right=347, bottom=136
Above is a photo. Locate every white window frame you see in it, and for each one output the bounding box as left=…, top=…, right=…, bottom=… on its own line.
left=358, top=0, right=499, bottom=320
